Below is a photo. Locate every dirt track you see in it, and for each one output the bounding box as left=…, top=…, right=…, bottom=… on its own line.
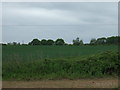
left=2, top=78, right=118, bottom=88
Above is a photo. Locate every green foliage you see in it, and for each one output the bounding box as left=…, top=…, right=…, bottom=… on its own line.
left=2, top=45, right=119, bottom=80
left=90, top=38, right=97, bottom=45
left=47, top=39, right=54, bottom=45
left=80, top=40, right=84, bottom=45
left=55, top=38, right=65, bottom=45
left=106, top=36, right=119, bottom=44
left=90, top=36, right=120, bottom=45
left=73, top=37, right=80, bottom=45
left=29, top=39, right=41, bottom=45
left=96, top=37, right=106, bottom=44
left=73, top=37, right=83, bottom=45
left=41, top=39, right=47, bottom=45
left=29, top=39, right=55, bottom=46
left=5, top=36, right=119, bottom=46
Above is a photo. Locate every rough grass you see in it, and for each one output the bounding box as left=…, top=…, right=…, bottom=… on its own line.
left=2, top=45, right=119, bottom=80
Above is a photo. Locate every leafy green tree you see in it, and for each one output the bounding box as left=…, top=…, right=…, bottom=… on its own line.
left=41, top=39, right=47, bottom=45
left=47, top=39, right=54, bottom=45
left=17, top=43, right=21, bottom=45
left=90, top=38, right=96, bottom=45
left=73, top=37, right=83, bottom=45
left=13, top=42, right=17, bottom=45
left=118, top=36, right=120, bottom=45
left=73, top=37, right=80, bottom=45
left=106, top=36, right=119, bottom=45
left=96, top=37, right=106, bottom=44
left=2, top=43, right=7, bottom=46
left=80, top=40, right=84, bottom=45
left=55, top=38, right=65, bottom=45
left=7, top=43, right=11, bottom=45
left=29, top=39, right=41, bottom=45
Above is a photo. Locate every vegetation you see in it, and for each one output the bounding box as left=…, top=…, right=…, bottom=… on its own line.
left=2, top=45, right=119, bottom=80
left=2, top=36, right=119, bottom=80
left=90, top=36, right=120, bottom=45
left=73, top=37, right=83, bottom=45
left=55, top=38, right=65, bottom=45
left=28, top=39, right=41, bottom=45
left=2, top=36, right=120, bottom=46
left=2, top=45, right=117, bottom=61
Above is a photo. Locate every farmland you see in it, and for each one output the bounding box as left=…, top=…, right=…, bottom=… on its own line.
left=2, top=45, right=119, bottom=80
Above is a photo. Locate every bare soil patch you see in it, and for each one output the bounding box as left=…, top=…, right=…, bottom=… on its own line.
left=2, top=78, right=118, bottom=88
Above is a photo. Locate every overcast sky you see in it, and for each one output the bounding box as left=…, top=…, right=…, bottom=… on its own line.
left=2, top=2, right=118, bottom=44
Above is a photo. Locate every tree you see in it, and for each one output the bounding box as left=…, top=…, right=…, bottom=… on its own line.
left=80, top=40, right=84, bottom=45
left=7, top=42, right=12, bottom=45
left=29, top=39, right=41, bottom=45
left=73, top=37, right=83, bottom=45
left=13, top=42, right=17, bottom=45
left=90, top=38, right=96, bottom=45
left=47, top=39, right=54, bottom=45
left=41, top=39, right=47, bottom=45
left=55, top=38, right=65, bottom=45
left=106, top=36, right=119, bottom=45
left=96, top=37, right=106, bottom=44
left=17, top=42, right=21, bottom=45
left=73, top=37, right=80, bottom=45
left=2, top=43, right=7, bottom=46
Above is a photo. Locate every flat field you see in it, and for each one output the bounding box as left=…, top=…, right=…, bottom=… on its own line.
left=2, top=45, right=118, bottom=61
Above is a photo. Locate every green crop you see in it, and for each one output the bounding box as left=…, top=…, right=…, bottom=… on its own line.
left=2, top=45, right=119, bottom=80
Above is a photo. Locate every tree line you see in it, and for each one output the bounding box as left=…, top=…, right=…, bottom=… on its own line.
left=90, top=36, right=120, bottom=45
left=2, top=36, right=120, bottom=46
left=28, top=38, right=65, bottom=45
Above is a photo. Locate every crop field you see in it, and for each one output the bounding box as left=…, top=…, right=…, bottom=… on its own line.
left=2, top=45, right=119, bottom=80
left=2, top=45, right=118, bottom=61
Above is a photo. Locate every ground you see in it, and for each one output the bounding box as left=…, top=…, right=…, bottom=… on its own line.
left=3, top=78, right=118, bottom=88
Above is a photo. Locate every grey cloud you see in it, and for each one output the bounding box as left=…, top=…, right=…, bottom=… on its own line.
left=2, top=2, right=118, bottom=25
left=2, top=2, right=118, bottom=43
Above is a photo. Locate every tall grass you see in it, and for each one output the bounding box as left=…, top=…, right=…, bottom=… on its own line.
left=2, top=45, right=119, bottom=80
